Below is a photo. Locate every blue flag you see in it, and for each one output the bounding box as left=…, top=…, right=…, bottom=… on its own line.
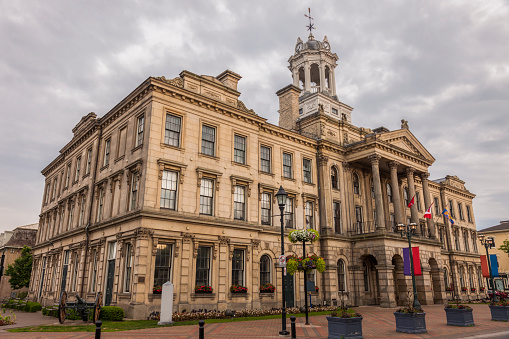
left=442, top=209, right=455, bottom=225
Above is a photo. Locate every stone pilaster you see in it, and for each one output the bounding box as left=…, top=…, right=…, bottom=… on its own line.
left=376, top=264, right=397, bottom=307
left=389, top=161, right=403, bottom=225
left=369, top=155, right=386, bottom=232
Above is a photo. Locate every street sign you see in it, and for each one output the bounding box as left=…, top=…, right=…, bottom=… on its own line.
left=279, top=255, right=286, bottom=267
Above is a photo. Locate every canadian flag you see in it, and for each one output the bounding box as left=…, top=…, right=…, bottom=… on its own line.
left=424, top=202, right=434, bottom=219
left=407, top=195, right=415, bottom=208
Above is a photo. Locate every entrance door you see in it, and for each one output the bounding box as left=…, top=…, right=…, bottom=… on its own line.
left=285, top=273, right=294, bottom=308
left=105, top=259, right=115, bottom=306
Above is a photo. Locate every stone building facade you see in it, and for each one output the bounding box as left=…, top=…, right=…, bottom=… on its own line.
left=477, top=221, right=509, bottom=292
left=29, top=32, right=482, bottom=319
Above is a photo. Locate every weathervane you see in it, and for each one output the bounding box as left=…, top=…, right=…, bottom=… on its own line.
left=305, top=8, right=315, bottom=34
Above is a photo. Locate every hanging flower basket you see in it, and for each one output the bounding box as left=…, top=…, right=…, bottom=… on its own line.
left=288, top=229, right=320, bottom=244
left=153, top=285, right=162, bottom=294
left=286, top=254, right=326, bottom=276
left=230, top=285, right=248, bottom=293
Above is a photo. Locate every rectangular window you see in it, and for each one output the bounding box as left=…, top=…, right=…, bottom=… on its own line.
left=234, top=135, right=246, bottom=164
left=201, top=125, right=216, bottom=156
left=52, top=178, right=58, bottom=199
left=103, top=139, right=110, bottom=167
left=90, top=251, right=97, bottom=292
left=283, top=152, right=292, bottom=179
left=153, top=243, right=172, bottom=290
left=434, top=197, right=440, bottom=215
left=71, top=252, right=79, bottom=292
left=199, top=178, right=214, bottom=215
left=74, top=157, right=81, bottom=182
left=65, top=163, right=71, bottom=188
left=260, top=146, right=271, bottom=173
left=61, top=250, right=70, bottom=292
left=165, top=114, right=182, bottom=147
left=161, top=170, right=178, bottom=210
left=390, top=213, right=395, bottom=229
left=234, top=185, right=246, bottom=220
left=59, top=207, right=65, bottom=233
left=232, top=249, right=244, bottom=286
left=78, top=196, right=85, bottom=227
left=458, top=203, right=464, bottom=220
left=85, top=148, right=92, bottom=175
left=261, top=193, right=271, bottom=225
left=333, top=202, right=342, bottom=234
left=117, top=127, right=127, bottom=158
left=284, top=197, right=294, bottom=228
left=124, top=243, right=132, bottom=292
left=449, top=200, right=455, bottom=218
left=68, top=203, right=74, bottom=230
left=108, top=241, right=117, bottom=260
left=38, top=257, right=46, bottom=299
left=195, top=246, right=211, bottom=286
left=129, top=174, right=138, bottom=211
left=455, top=230, right=460, bottom=251
left=97, top=188, right=104, bottom=222
left=416, top=192, right=421, bottom=211
left=303, top=159, right=312, bottom=183
left=305, top=201, right=314, bottom=229
left=464, top=231, right=469, bottom=252
left=332, top=108, right=338, bottom=115
left=355, top=206, right=363, bottom=233
left=260, top=256, right=271, bottom=286
left=466, top=205, right=472, bottom=222
left=45, top=183, right=50, bottom=204
left=136, top=116, right=144, bottom=147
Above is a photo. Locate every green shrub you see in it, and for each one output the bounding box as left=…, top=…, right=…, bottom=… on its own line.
left=42, top=306, right=58, bottom=318
left=100, top=306, right=124, bottom=321
left=17, top=291, right=28, bottom=299
left=23, top=301, right=42, bottom=312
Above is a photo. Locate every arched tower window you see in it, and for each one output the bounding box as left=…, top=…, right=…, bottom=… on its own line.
left=260, top=255, right=271, bottom=286
left=331, top=166, right=338, bottom=189
left=310, top=63, right=320, bottom=93
left=337, top=259, right=346, bottom=291
left=353, top=173, right=360, bottom=195
left=387, top=183, right=393, bottom=203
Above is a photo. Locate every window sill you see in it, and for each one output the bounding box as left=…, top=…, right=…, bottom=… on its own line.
left=228, top=292, right=250, bottom=299
left=115, top=155, right=125, bottom=163
left=260, top=292, right=275, bottom=299
left=199, top=153, right=220, bottom=160
left=302, top=181, right=315, bottom=186
left=100, top=165, right=109, bottom=172
left=190, top=293, right=216, bottom=300
left=82, top=173, right=90, bottom=180
left=282, top=177, right=295, bottom=182
left=131, top=144, right=143, bottom=153
left=232, top=161, right=250, bottom=169
left=259, top=171, right=274, bottom=177
left=72, top=180, right=78, bottom=186
left=160, top=143, right=185, bottom=152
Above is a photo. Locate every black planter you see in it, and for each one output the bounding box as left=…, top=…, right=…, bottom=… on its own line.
left=444, top=307, right=474, bottom=326
left=490, top=305, right=509, bottom=322
left=326, top=316, right=363, bottom=339
left=394, top=312, right=427, bottom=333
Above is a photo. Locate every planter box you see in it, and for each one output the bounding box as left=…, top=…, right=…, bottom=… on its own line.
left=490, top=305, right=509, bottom=322
left=326, top=316, right=363, bottom=339
left=445, top=308, right=474, bottom=326
left=394, top=312, right=427, bottom=333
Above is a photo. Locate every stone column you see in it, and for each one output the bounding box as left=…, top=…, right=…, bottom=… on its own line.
left=331, top=67, right=337, bottom=97
left=420, top=172, right=436, bottom=238
left=319, top=61, right=325, bottom=93
left=376, top=264, right=397, bottom=307
left=292, top=69, right=299, bottom=87
left=406, top=168, right=419, bottom=224
left=389, top=161, right=403, bottom=225
left=369, top=155, right=386, bottom=231
left=317, top=154, right=330, bottom=234
left=304, top=62, right=311, bottom=92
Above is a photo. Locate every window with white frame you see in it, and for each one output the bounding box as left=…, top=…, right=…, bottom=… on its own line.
left=85, top=148, right=92, bottom=175
left=90, top=250, right=97, bottom=292
left=305, top=201, right=314, bottom=229
left=68, top=201, right=74, bottom=230
left=103, top=139, right=110, bottom=167
left=455, top=230, right=460, bottom=251
left=65, top=163, right=71, bottom=188
left=201, top=125, right=216, bottom=156
left=260, top=146, right=271, bottom=173
left=464, top=230, right=470, bottom=252
left=284, top=197, right=294, bottom=228
left=234, top=185, right=246, bottom=220
left=78, top=195, right=85, bottom=227
left=282, top=152, right=292, bottom=179
left=333, top=201, right=341, bottom=234
left=261, top=192, right=271, bottom=225
left=260, top=255, right=271, bottom=286
left=458, top=203, right=464, bottom=220
left=165, top=114, right=182, bottom=147
left=449, top=200, right=455, bottom=218
left=337, top=259, right=346, bottom=291
left=232, top=249, right=244, bottom=286
left=45, top=183, right=50, bottom=204
left=161, top=170, right=178, bottom=210
left=434, top=197, right=440, bottom=215
left=466, top=205, right=472, bottom=222
left=200, top=178, right=214, bottom=215
left=153, top=243, right=172, bottom=290
left=129, top=173, right=138, bottom=211
left=303, top=159, right=312, bottom=183
left=124, top=243, right=133, bottom=292
left=71, top=252, right=79, bottom=292
left=135, top=116, right=144, bottom=147
left=97, top=187, right=104, bottom=222
left=195, top=246, right=211, bottom=286
left=74, top=157, right=81, bottom=182
left=234, top=135, right=246, bottom=164
left=52, top=178, right=58, bottom=199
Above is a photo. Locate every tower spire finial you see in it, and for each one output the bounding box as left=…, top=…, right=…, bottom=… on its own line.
left=305, top=8, right=315, bottom=36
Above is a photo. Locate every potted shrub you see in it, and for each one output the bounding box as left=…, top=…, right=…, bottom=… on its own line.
left=394, top=293, right=426, bottom=333
left=445, top=299, right=474, bottom=326
left=230, top=285, right=248, bottom=293
left=260, top=283, right=275, bottom=293
left=326, top=298, right=362, bottom=339
left=153, top=285, right=162, bottom=294
left=489, top=298, right=509, bottom=321
left=471, top=287, right=477, bottom=293
left=195, top=285, right=213, bottom=293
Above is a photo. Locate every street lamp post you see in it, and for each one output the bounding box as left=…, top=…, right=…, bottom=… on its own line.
left=396, top=222, right=422, bottom=310
left=276, top=186, right=290, bottom=336
left=478, top=234, right=497, bottom=302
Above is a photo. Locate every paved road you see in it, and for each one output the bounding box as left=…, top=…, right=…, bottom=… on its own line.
left=1, top=304, right=509, bottom=338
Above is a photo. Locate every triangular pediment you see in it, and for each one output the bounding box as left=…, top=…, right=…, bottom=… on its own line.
left=378, top=129, right=435, bottom=163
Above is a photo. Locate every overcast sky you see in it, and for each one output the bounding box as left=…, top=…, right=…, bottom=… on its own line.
left=0, top=0, right=508, bottom=233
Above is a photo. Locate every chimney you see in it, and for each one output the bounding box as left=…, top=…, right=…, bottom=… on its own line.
left=276, top=85, right=301, bottom=131
left=216, top=70, right=242, bottom=91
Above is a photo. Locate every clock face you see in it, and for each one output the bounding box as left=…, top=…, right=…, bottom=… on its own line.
left=295, top=43, right=303, bottom=53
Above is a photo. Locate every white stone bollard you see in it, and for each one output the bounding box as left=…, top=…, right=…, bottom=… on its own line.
left=157, top=281, right=174, bottom=325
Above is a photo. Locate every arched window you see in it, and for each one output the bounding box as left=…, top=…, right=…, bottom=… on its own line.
left=444, top=267, right=449, bottom=288
left=337, top=259, right=346, bottom=291
left=404, top=187, right=409, bottom=206
left=353, top=173, right=360, bottom=195
left=387, top=183, right=393, bottom=203
left=260, top=255, right=271, bottom=286
left=331, top=166, right=338, bottom=189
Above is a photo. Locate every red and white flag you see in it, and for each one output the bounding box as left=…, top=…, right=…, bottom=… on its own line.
left=407, top=195, right=415, bottom=208
left=424, top=202, right=434, bottom=219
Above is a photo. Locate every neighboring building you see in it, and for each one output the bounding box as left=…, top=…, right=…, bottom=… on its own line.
left=0, top=223, right=38, bottom=299
left=29, top=31, right=482, bottom=319
left=478, top=221, right=509, bottom=292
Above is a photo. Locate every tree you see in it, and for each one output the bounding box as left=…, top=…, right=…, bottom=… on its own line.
left=4, top=246, right=33, bottom=290
left=499, top=239, right=509, bottom=256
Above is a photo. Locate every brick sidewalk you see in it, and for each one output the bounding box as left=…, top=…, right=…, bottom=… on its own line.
left=1, top=304, right=509, bottom=338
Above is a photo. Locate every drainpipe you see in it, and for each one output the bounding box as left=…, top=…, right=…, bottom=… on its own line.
left=80, top=124, right=102, bottom=297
